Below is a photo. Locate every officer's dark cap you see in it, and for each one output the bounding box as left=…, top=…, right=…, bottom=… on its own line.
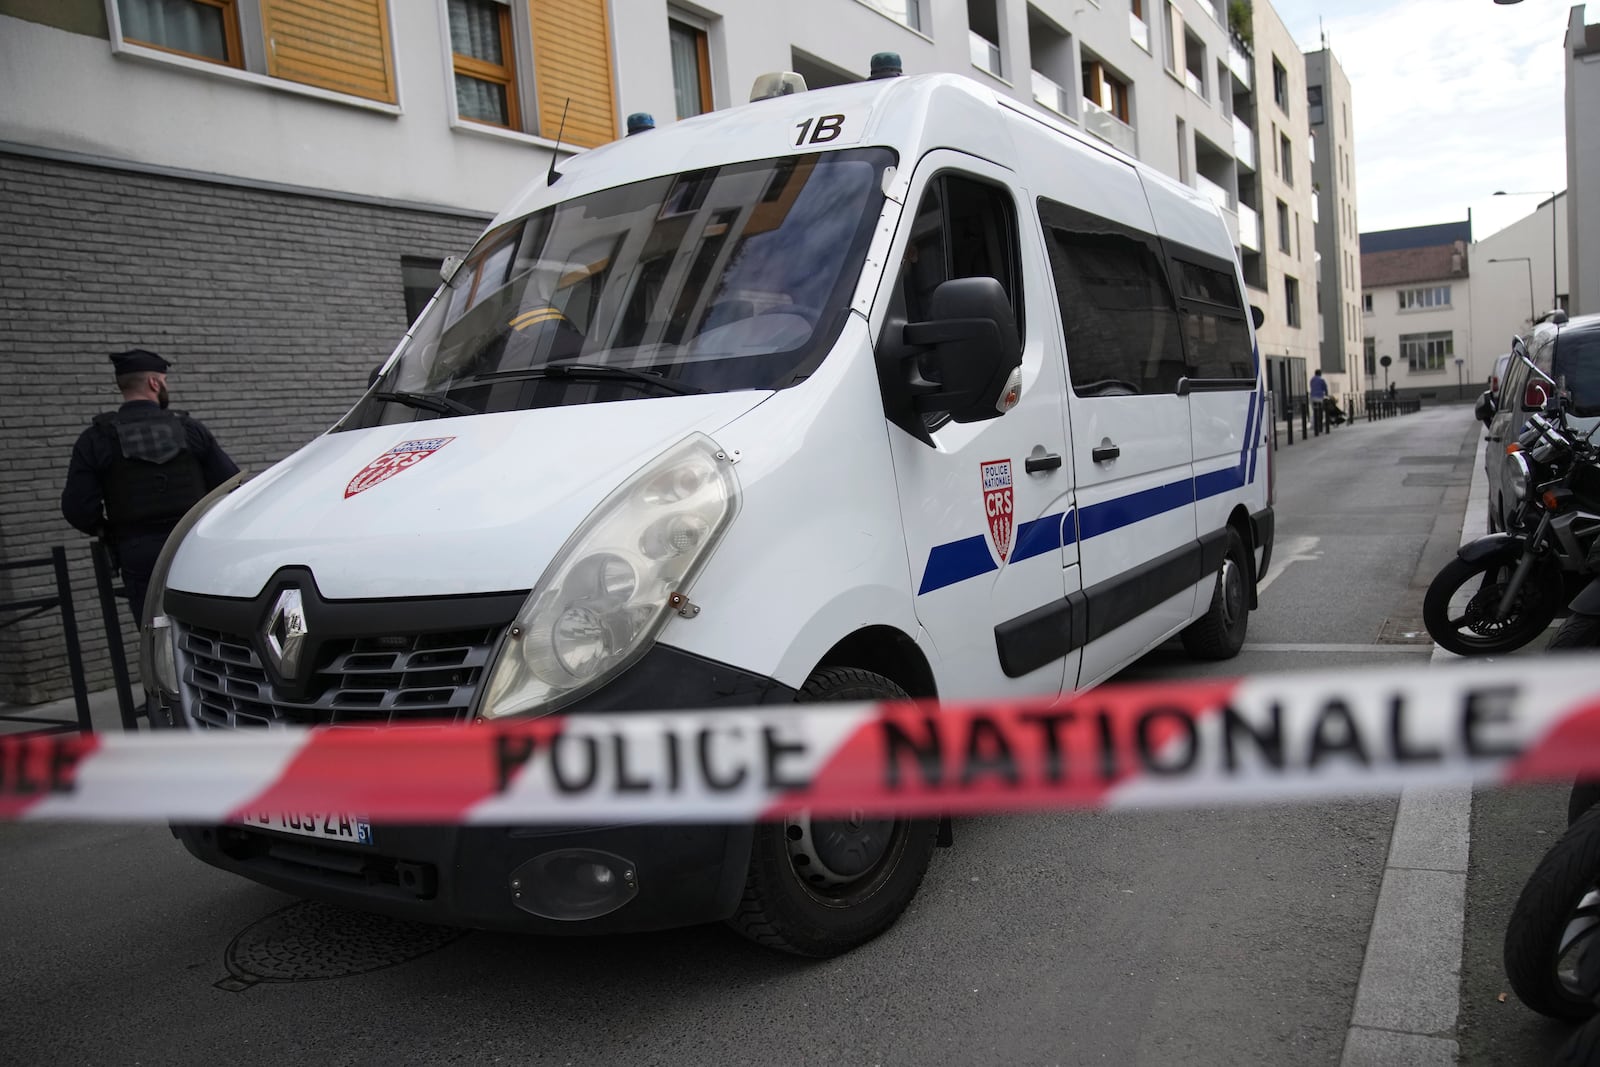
left=109, top=348, right=170, bottom=376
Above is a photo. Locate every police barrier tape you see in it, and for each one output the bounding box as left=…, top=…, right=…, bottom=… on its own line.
left=4, top=658, right=1600, bottom=825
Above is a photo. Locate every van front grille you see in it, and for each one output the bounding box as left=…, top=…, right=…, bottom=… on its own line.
left=179, top=624, right=499, bottom=728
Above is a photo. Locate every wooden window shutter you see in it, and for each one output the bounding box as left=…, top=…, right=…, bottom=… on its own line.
left=260, top=0, right=397, bottom=103
left=528, top=0, right=618, bottom=148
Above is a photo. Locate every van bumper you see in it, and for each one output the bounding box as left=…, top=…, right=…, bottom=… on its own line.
left=172, top=644, right=794, bottom=933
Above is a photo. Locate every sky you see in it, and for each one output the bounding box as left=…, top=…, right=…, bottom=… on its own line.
left=1267, top=0, right=1577, bottom=240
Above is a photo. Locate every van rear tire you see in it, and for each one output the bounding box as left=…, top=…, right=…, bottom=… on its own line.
left=726, top=667, right=938, bottom=957
left=1180, top=528, right=1250, bottom=661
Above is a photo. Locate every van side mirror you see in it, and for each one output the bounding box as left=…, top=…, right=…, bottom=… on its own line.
left=1250, top=305, right=1265, bottom=330
left=1474, top=389, right=1496, bottom=426
left=889, top=277, right=1022, bottom=432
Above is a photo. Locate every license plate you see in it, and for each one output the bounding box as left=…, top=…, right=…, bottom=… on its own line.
left=239, top=811, right=374, bottom=846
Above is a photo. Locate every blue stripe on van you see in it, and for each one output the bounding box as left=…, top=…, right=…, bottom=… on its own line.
left=917, top=386, right=1263, bottom=595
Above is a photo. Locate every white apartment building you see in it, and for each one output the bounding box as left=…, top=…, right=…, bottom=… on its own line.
left=1234, top=1, right=1318, bottom=394
left=1567, top=4, right=1600, bottom=314
left=1306, top=46, right=1362, bottom=398
left=1471, top=194, right=1571, bottom=382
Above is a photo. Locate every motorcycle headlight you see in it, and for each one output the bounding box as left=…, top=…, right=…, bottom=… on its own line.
left=140, top=473, right=246, bottom=699
left=479, top=434, right=740, bottom=720
left=1508, top=452, right=1533, bottom=503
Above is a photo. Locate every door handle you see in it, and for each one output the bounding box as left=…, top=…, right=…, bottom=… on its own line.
left=1091, top=444, right=1121, bottom=463
left=1025, top=452, right=1062, bottom=474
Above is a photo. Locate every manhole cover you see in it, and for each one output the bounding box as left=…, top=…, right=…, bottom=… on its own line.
left=1396, top=456, right=1461, bottom=464
left=1377, top=617, right=1434, bottom=645
left=220, top=900, right=465, bottom=988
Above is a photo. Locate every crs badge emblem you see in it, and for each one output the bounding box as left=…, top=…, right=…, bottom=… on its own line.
left=980, top=459, right=1014, bottom=562
left=345, top=437, right=455, bottom=499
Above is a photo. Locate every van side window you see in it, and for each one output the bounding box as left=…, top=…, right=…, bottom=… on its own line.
left=894, top=174, right=1024, bottom=332
left=1038, top=198, right=1185, bottom=397
left=1170, top=253, right=1254, bottom=383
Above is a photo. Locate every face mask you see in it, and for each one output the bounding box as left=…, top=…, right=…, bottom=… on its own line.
left=157, top=383, right=170, bottom=409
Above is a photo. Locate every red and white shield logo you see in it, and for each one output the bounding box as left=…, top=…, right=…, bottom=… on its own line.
left=344, top=437, right=455, bottom=499
left=981, top=459, right=1014, bottom=562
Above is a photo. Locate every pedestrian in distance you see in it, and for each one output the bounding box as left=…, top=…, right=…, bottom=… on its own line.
left=1309, top=368, right=1329, bottom=433
left=60, top=349, right=239, bottom=623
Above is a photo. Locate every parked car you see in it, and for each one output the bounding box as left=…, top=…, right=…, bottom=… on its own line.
left=1482, top=312, right=1600, bottom=532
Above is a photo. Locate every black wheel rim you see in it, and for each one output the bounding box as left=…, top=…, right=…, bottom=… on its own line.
left=784, top=812, right=910, bottom=907
left=1557, top=888, right=1600, bottom=999
left=1442, top=565, right=1554, bottom=650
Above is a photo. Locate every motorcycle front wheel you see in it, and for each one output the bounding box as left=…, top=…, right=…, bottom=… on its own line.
left=1504, top=806, right=1600, bottom=1021
left=1422, top=555, right=1563, bottom=656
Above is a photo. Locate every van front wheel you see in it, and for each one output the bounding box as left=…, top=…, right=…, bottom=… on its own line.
left=727, top=667, right=939, bottom=957
left=1181, top=528, right=1250, bottom=660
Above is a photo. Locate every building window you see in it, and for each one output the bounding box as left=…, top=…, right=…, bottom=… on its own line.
left=1398, top=285, right=1451, bottom=310
left=1280, top=133, right=1293, bottom=186
left=1082, top=60, right=1131, bottom=123
left=968, top=0, right=1004, bottom=79
left=1285, top=275, right=1300, bottom=328
left=117, top=0, right=242, bottom=66
left=857, top=0, right=925, bottom=33
left=1362, top=292, right=1373, bottom=314
left=1276, top=200, right=1290, bottom=254
left=402, top=257, right=444, bottom=326
left=449, top=0, right=518, bottom=128
left=1364, top=336, right=1376, bottom=375
left=443, top=0, right=619, bottom=147
left=1272, top=56, right=1289, bottom=113
left=1162, top=1, right=1181, bottom=75
left=668, top=18, right=713, bottom=119
left=1307, top=83, right=1324, bottom=125
left=113, top=0, right=398, bottom=102
left=1401, top=330, right=1453, bottom=372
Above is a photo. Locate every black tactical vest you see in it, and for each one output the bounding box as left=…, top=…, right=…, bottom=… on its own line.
left=94, top=408, right=208, bottom=533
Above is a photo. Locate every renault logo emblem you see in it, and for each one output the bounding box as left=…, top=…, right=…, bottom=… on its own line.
left=264, top=587, right=308, bottom=677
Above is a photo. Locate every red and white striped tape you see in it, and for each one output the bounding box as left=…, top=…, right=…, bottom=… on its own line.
left=4, top=657, right=1600, bottom=825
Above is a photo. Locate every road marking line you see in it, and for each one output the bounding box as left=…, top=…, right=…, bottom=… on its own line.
left=1257, top=534, right=1322, bottom=594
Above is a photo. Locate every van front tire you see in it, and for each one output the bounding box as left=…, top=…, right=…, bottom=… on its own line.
left=727, top=667, right=939, bottom=957
left=1181, top=528, right=1250, bottom=660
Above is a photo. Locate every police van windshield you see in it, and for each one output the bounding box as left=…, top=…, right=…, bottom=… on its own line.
left=341, top=147, right=895, bottom=426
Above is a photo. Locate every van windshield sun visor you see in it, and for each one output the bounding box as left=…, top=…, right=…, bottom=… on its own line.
left=341, top=147, right=897, bottom=428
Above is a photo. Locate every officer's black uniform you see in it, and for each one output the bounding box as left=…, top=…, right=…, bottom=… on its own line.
left=61, top=349, right=239, bottom=623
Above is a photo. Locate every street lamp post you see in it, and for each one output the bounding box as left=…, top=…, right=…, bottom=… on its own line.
left=1455, top=356, right=1465, bottom=400
left=1488, top=256, right=1536, bottom=325
left=1494, top=189, right=1560, bottom=314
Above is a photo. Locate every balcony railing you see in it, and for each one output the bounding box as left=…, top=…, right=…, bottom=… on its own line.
left=1232, top=116, right=1255, bottom=169
left=1195, top=173, right=1233, bottom=212
left=1228, top=37, right=1252, bottom=87
left=1031, top=69, right=1071, bottom=117
left=970, top=31, right=1002, bottom=78
left=1129, top=12, right=1149, bottom=51
left=1082, top=99, right=1136, bottom=155
left=1185, top=68, right=1207, bottom=100
left=1238, top=203, right=1261, bottom=252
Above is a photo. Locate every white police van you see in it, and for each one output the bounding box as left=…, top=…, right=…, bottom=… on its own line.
left=144, top=69, right=1273, bottom=957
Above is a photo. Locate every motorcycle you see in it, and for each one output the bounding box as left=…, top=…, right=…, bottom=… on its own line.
left=1423, top=369, right=1600, bottom=655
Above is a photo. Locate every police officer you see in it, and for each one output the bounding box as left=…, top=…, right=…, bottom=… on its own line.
left=61, top=349, right=239, bottom=623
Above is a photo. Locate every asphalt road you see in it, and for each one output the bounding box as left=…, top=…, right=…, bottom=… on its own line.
left=0, top=403, right=1576, bottom=1065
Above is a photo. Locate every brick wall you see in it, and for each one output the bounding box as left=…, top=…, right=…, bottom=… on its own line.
left=0, top=152, right=487, bottom=704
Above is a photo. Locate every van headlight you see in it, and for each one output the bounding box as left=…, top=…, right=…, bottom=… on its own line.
left=479, top=434, right=740, bottom=720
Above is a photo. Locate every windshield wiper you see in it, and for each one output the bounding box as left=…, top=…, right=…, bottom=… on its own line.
left=472, top=363, right=707, bottom=396
left=373, top=390, right=478, bottom=417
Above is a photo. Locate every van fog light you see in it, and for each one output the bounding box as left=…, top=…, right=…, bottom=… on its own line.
left=510, top=849, right=639, bottom=920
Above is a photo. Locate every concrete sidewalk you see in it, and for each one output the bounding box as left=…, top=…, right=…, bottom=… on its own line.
left=0, top=684, right=137, bottom=735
